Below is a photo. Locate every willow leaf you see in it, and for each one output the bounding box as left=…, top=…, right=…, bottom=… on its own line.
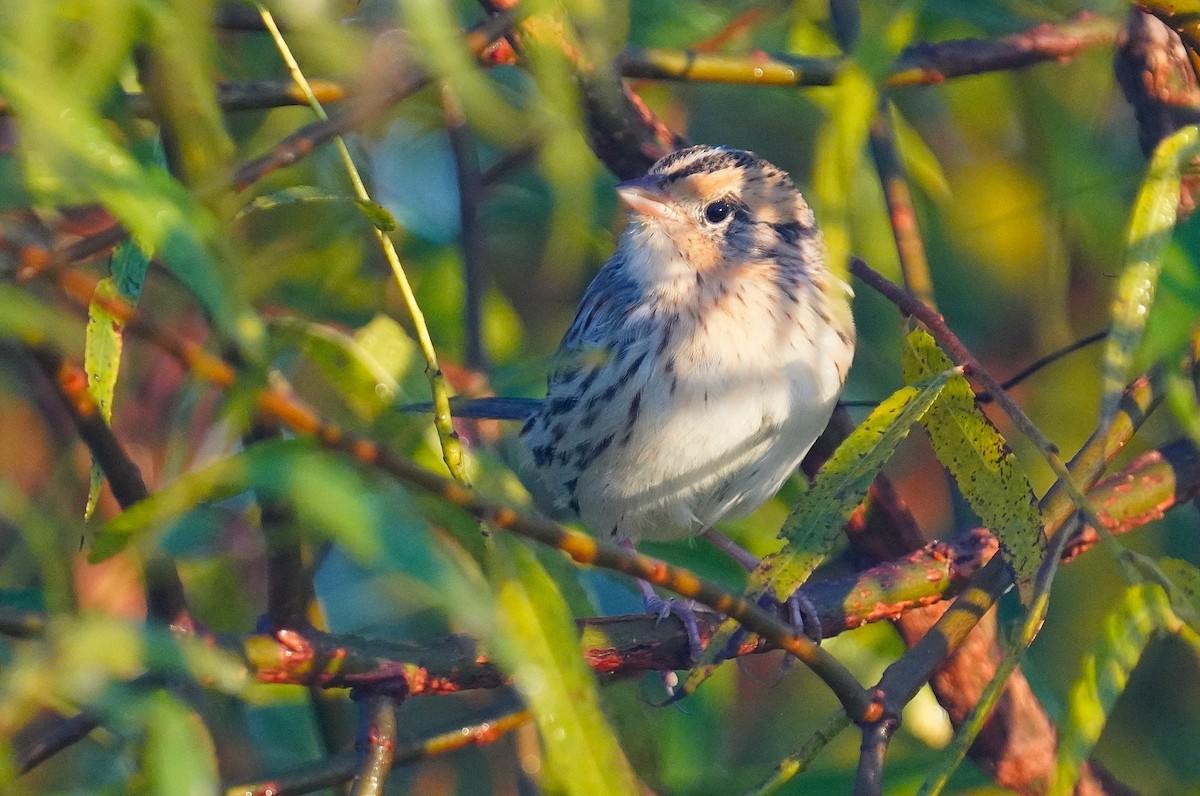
left=1102, top=125, right=1200, bottom=426
left=1053, top=582, right=1173, bottom=792
left=486, top=536, right=639, bottom=796
left=902, top=329, right=1044, bottom=597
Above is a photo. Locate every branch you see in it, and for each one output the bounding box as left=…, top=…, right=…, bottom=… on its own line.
left=887, top=12, right=1120, bottom=87
left=348, top=694, right=400, bottom=796
left=222, top=704, right=530, bottom=796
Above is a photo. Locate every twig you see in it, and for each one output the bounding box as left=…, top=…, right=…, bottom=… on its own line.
left=231, top=11, right=514, bottom=191
left=444, top=86, right=488, bottom=372
left=258, top=6, right=471, bottom=483
left=349, top=694, right=400, bottom=796
left=887, top=13, right=1120, bottom=87
left=853, top=716, right=897, bottom=796
left=222, top=703, right=530, bottom=796
left=867, top=100, right=935, bottom=309
left=618, top=47, right=839, bottom=86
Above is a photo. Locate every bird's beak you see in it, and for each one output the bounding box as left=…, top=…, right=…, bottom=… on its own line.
left=616, top=175, right=672, bottom=219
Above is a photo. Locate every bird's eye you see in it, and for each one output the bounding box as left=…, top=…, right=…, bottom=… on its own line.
left=704, top=200, right=732, bottom=224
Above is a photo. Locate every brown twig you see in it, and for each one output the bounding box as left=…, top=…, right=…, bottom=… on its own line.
left=222, top=703, right=530, bottom=796
left=887, top=13, right=1120, bottom=87
left=443, top=86, right=488, bottom=372
left=866, top=100, right=935, bottom=309
left=348, top=694, right=400, bottom=796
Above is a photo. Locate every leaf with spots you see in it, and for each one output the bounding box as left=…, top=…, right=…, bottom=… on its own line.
left=84, top=239, right=149, bottom=519
left=902, top=329, right=1044, bottom=599
left=683, top=352, right=953, bottom=696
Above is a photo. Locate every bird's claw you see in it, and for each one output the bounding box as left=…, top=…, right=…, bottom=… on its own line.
left=643, top=593, right=705, bottom=666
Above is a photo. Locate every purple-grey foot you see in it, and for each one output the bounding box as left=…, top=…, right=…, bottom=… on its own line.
left=639, top=579, right=704, bottom=665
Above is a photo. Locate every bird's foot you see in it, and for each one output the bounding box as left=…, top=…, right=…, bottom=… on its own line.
left=641, top=587, right=704, bottom=665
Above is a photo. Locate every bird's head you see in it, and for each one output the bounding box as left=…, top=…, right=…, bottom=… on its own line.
left=615, top=145, right=821, bottom=279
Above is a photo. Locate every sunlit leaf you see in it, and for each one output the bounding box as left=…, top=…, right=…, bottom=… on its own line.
left=890, top=105, right=950, bottom=201
left=1054, top=582, right=1174, bottom=792
left=1102, top=125, right=1200, bottom=426
left=810, top=63, right=878, bottom=277
left=0, top=284, right=84, bottom=356
left=269, top=315, right=413, bottom=420
left=486, top=536, right=640, bottom=796
left=238, top=186, right=398, bottom=231
left=902, top=329, right=1044, bottom=596
left=141, top=0, right=234, bottom=191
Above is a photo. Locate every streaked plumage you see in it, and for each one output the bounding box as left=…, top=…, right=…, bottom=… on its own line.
left=518, top=145, right=855, bottom=542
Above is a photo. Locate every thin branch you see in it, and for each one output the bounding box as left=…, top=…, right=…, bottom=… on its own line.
left=867, top=99, right=935, bottom=309
left=259, top=5, right=471, bottom=484
left=348, top=694, right=400, bottom=796
left=222, top=703, right=530, bottom=796
left=618, top=47, right=839, bottom=86
left=853, top=716, right=897, bottom=796
left=444, top=86, right=488, bottom=372
left=887, top=12, right=1120, bottom=87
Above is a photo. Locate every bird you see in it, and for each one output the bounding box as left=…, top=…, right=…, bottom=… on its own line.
left=439, top=145, right=855, bottom=646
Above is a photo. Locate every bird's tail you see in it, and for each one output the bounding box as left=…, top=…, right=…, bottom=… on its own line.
left=400, top=396, right=543, bottom=421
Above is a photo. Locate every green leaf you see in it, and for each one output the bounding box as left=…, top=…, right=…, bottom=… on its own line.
left=1102, top=125, right=1200, bottom=426
left=486, top=536, right=639, bottom=796
left=269, top=315, right=413, bottom=421
left=1135, top=556, right=1200, bottom=636
left=141, top=0, right=235, bottom=190
left=0, top=284, right=84, bottom=356
left=810, top=63, right=878, bottom=277
left=84, top=277, right=131, bottom=518
left=0, top=9, right=256, bottom=350
left=238, top=186, right=398, bottom=231
left=142, top=692, right=219, bottom=796
left=90, top=439, right=384, bottom=563
left=902, top=329, right=1044, bottom=596
left=890, top=104, right=950, bottom=201
left=684, top=352, right=953, bottom=696
left=1054, top=582, right=1174, bottom=791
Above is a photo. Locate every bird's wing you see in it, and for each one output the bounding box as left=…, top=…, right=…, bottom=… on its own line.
left=550, top=257, right=641, bottom=389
